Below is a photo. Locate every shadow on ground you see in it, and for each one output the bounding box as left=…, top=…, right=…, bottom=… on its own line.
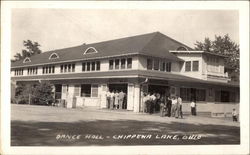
left=11, top=120, right=240, bottom=146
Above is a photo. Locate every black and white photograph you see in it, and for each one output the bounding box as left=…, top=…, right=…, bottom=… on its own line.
left=1, top=1, right=249, bottom=155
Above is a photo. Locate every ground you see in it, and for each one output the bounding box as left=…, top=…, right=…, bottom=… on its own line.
left=11, top=104, right=240, bottom=146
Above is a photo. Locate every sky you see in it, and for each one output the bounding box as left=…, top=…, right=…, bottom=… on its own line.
left=11, top=9, right=239, bottom=58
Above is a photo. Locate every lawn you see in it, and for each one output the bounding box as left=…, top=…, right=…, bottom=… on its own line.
left=11, top=104, right=240, bottom=146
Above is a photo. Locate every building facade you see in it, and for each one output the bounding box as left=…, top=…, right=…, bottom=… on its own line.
left=11, top=32, right=239, bottom=115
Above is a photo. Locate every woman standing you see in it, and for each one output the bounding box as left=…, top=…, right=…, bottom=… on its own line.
left=159, top=96, right=165, bottom=117
left=114, top=90, right=119, bottom=109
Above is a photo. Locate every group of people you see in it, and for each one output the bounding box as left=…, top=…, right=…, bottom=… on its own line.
left=142, top=93, right=197, bottom=118
left=106, top=90, right=126, bottom=110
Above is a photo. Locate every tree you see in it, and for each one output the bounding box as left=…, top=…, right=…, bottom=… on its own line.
left=194, top=34, right=239, bottom=72
left=12, top=40, right=42, bottom=62
left=15, top=81, right=54, bottom=105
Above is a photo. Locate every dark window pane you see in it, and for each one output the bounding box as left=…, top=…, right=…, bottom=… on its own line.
left=92, top=62, right=95, bottom=71
left=115, top=59, right=119, bottom=69
left=192, top=61, right=199, bottom=71
left=60, top=65, right=63, bottom=73
left=52, top=66, right=55, bottom=73
left=185, top=61, right=191, bottom=71
left=81, top=84, right=91, bottom=97
left=147, top=59, right=152, bottom=70
left=121, top=59, right=126, bottom=69
left=87, top=62, right=90, bottom=71
left=68, top=64, right=71, bottom=72
left=154, top=59, right=159, bottom=70
left=109, top=60, right=113, bottom=70
left=82, top=63, right=86, bottom=71
left=72, top=64, right=75, bottom=72
left=96, top=61, right=100, bottom=71
left=127, top=58, right=132, bottom=69
left=64, top=65, right=67, bottom=72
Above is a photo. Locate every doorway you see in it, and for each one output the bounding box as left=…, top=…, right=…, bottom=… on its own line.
left=108, top=83, right=128, bottom=109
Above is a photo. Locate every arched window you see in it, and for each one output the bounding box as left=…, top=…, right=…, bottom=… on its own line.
left=83, top=47, right=98, bottom=55
left=176, top=46, right=188, bottom=51
left=49, top=53, right=59, bottom=60
left=23, top=57, right=31, bottom=63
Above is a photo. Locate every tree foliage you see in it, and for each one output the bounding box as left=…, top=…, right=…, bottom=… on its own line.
left=194, top=34, right=239, bottom=72
left=12, top=40, right=42, bottom=62
left=15, top=81, right=54, bottom=105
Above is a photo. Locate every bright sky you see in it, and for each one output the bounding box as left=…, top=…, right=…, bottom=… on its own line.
left=11, top=9, right=239, bottom=58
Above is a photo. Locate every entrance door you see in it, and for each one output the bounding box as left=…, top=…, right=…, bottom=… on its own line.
left=55, top=84, right=62, bottom=99
left=108, top=84, right=128, bottom=109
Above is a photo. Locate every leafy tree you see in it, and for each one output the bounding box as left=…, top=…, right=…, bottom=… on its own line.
left=194, top=34, right=239, bottom=72
left=15, top=81, right=54, bottom=105
left=12, top=40, right=42, bottom=62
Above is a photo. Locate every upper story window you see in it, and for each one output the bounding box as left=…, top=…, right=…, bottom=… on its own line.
left=23, top=57, right=31, bottom=63
left=27, top=67, right=38, bottom=75
left=49, top=53, right=59, bottom=60
left=82, top=60, right=100, bottom=72
left=14, top=68, right=24, bottom=76
left=147, top=59, right=153, bottom=70
left=109, top=58, right=132, bottom=70
left=60, top=63, right=75, bottom=73
left=192, top=61, right=199, bottom=71
left=42, top=65, right=55, bottom=74
left=185, top=61, right=191, bottom=72
left=83, top=47, right=98, bottom=55
left=147, top=58, right=171, bottom=72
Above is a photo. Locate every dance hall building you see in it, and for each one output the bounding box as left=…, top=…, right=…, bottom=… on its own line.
left=11, top=32, right=239, bottom=115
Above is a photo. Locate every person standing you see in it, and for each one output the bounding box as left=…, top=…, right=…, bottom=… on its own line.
left=118, top=90, right=125, bottom=109
left=114, top=90, right=119, bottom=109
left=177, top=96, right=183, bottom=118
left=232, top=108, right=238, bottom=122
left=175, top=96, right=180, bottom=118
left=190, top=100, right=196, bottom=116
left=159, top=96, right=165, bottom=117
left=110, top=91, right=115, bottom=109
left=106, top=90, right=111, bottom=109
left=166, top=96, right=172, bottom=117
left=171, top=96, right=177, bottom=117
left=151, top=93, right=157, bottom=114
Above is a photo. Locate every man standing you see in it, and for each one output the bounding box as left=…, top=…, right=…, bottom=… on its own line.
left=171, top=96, right=177, bottom=117
left=166, top=96, right=172, bottom=117
left=118, top=90, right=125, bottom=109
left=190, top=100, right=196, bottom=116
left=177, top=96, right=183, bottom=118
left=106, top=90, right=111, bottom=109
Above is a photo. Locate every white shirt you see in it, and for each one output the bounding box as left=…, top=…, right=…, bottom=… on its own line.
left=172, top=99, right=177, bottom=105
left=190, top=102, right=196, bottom=107
left=150, top=95, right=156, bottom=101
left=177, top=97, right=182, bottom=105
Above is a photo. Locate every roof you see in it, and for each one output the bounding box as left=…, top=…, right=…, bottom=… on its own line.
left=11, top=32, right=192, bottom=68
left=12, top=70, right=239, bottom=87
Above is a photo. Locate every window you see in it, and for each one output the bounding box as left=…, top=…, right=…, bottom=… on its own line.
left=74, top=85, right=80, bottom=96
left=42, top=65, right=55, bottom=74
left=162, top=62, right=166, bottom=71
left=64, top=65, right=67, bottom=73
left=87, top=62, right=91, bottom=71
left=83, top=47, right=98, bottom=55
left=60, top=65, right=63, bottom=73
left=147, top=59, right=153, bottom=70
left=72, top=64, right=75, bottom=72
left=96, top=61, right=100, bottom=71
left=177, top=46, right=188, bottom=51
left=166, top=62, right=171, bottom=72
left=221, top=91, right=230, bottom=102
left=192, top=61, right=199, bottom=71
left=43, top=67, right=45, bottom=74
left=196, top=89, right=206, bottom=101
left=185, top=61, right=191, bottom=71
left=49, top=66, right=51, bottom=73
left=49, top=53, right=59, bottom=59
left=81, top=84, right=91, bottom=97
left=68, top=64, right=71, bottom=72
left=115, top=59, right=120, bottom=69
left=45, top=66, right=48, bottom=74
left=52, top=66, right=55, bottom=73
left=91, top=62, right=95, bottom=71
left=154, top=59, right=159, bottom=70
left=14, top=69, right=24, bottom=76
left=180, top=88, right=192, bottom=101
left=91, top=84, right=99, bottom=97
left=109, top=60, right=114, bottom=70
left=121, top=59, right=126, bottom=69
left=160, top=62, right=164, bottom=71
left=127, top=58, right=132, bottom=69
left=82, top=63, right=86, bottom=71
left=23, top=57, right=31, bottom=63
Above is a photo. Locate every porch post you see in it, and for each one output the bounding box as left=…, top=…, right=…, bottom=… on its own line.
left=133, top=83, right=140, bottom=112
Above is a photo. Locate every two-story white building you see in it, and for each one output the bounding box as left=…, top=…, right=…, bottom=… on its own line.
left=11, top=32, right=239, bottom=115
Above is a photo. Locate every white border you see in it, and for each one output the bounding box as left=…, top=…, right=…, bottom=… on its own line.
left=1, top=1, right=249, bottom=155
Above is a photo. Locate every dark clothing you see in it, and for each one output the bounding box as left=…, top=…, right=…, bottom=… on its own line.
left=233, top=116, right=237, bottom=122
left=166, top=99, right=172, bottom=117
left=191, top=107, right=196, bottom=115
left=179, top=105, right=183, bottom=118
